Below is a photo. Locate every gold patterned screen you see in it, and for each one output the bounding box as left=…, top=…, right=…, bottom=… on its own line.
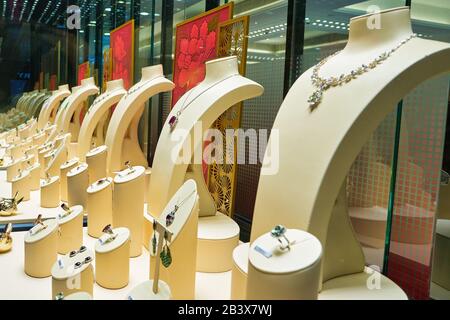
left=208, top=16, right=249, bottom=217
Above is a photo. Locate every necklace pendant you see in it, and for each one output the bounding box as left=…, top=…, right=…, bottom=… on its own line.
left=169, top=115, right=178, bottom=131
left=308, top=89, right=323, bottom=109
left=166, top=210, right=175, bottom=227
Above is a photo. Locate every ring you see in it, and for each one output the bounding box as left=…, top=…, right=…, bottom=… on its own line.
left=270, top=225, right=291, bottom=250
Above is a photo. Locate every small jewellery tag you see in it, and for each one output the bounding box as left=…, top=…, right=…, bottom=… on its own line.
left=254, top=245, right=272, bottom=258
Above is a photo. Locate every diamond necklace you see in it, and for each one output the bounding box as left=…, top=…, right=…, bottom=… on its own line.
left=308, top=33, right=416, bottom=109
left=168, top=73, right=239, bottom=131
left=123, top=75, right=165, bottom=99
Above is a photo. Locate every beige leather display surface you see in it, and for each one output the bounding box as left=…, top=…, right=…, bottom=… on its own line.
left=67, top=163, right=89, bottom=212
left=60, top=158, right=79, bottom=202
left=11, top=170, right=30, bottom=201
left=86, top=146, right=107, bottom=184
left=24, top=219, right=58, bottom=278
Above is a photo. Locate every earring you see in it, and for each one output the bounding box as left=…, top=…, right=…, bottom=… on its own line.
left=160, top=231, right=172, bottom=268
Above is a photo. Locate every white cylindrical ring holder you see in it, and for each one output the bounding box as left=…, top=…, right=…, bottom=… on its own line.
left=33, top=132, right=46, bottom=146
left=21, top=154, right=35, bottom=169
left=60, top=158, right=79, bottom=202
left=113, top=166, right=145, bottom=257
left=67, top=163, right=89, bottom=212
left=40, top=176, right=60, bottom=208
left=11, top=170, right=31, bottom=201
left=46, top=147, right=68, bottom=177
left=246, top=229, right=322, bottom=300
left=28, top=163, right=41, bottom=191
left=24, top=219, right=58, bottom=278
left=9, top=144, right=23, bottom=159
left=86, top=145, right=108, bottom=185
left=87, top=178, right=113, bottom=238
left=95, top=227, right=130, bottom=289
left=38, top=147, right=52, bottom=178
left=127, top=280, right=171, bottom=300
left=6, top=160, right=22, bottom=182
left=51, top=248, right=95, bottom=299
left=58, top=205, right=84, bottom=254
left=231, top=243, right=249, bottom=300
left=144, top=168, right=151, bottom=203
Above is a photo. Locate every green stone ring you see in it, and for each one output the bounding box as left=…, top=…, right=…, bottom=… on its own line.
left=270, top=225, right=291, bottom=250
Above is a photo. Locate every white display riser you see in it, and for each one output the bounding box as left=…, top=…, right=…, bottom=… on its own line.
left=0, top=228, right=231, bottom=300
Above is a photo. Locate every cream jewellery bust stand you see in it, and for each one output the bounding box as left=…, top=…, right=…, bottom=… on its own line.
left=235, top=7, right=449, bottom=299
left=11, top=170, right=30, bottom=201
left=87, top=177, right=113, bottom=238
left=60, top=158, right=79, bottom=202
left=145, top=56, right=263, bottom=272
left=86, top=145, right=108, bottom=184
left=38, top=85, right=71, bottom=130
left=105, top=65, right=175, bottom=174
left=41, top=175, right=60, bottom=208
left=45, top=134, right=70, bottom=177
left=148, top=179, right=199, bottom=299
left=246, top=229, right=322, bottom=300
left=67, top=163, right=89, bottom=212
left=51, top=247, right=95, bottom=298
left=95, top=227, right=131, bottom=289
left=57, top=205, right=84, bottom=254
left=24, top=219, right=58, bottom=277
left=60, top=78, right=99, bottom=158
left=113, top=165, right=145, bottom=257
left=78, top=79, right=126, bottom=161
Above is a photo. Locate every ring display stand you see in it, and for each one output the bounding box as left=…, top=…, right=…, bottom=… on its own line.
left=46, top=135, right=70, bottom=177
left=87, top=177, right=113, bottom=238
left=148, top=179, right=199, bottom=299
left=67, top=163, right=89, bottom=212
left=60, top=158, right=79, bottom=202
left=40, top=176, right=60, bottom=208
left=231, top=243, right=249, bottom=300
left=86, top=145, right=107, bottom=184
left=63, top=292, right=93, bottom=300
left=113, top=165, right=145, bottom=257
left=6, top=159, right=22, bottom=182
left=11, top=170, right=31, bottom=201
left=246, top=229, right=322, bottom=300
left=145, top=57, right=263, bottom=272
left=9, top=144, right=23, bottom=159
left=54, top=86, right=80, bottom=133
left=24, top=219, right=58, bottom=277
left=144, top=168, right=151, bottom=203
left=95, top=227, right=130, bottom=289
left=51, top=247, right=95, bottom=298
left=105, top=65, right=175, bottom=174
left=57, top=205, right=84, bottom=254
left=27, top=162, right=41, bottom=191
left=32, top=131, right=46, bottom=146
left=38, top=146, right=53, bottom=177
left=78, top=79, right=126, bottom=161
left=37, top=85, right=71, bottom=130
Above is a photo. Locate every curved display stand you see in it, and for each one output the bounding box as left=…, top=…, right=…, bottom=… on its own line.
left=148, top=179, right=199, bottom=299
left=127, top=281, right=171, bottom=300
left=247, top=229, right=322, bottom=300
left=59, top=78, right=99, bottom=158
left=51, top=247, right=95, bottom=298
left=231, top=243, right=249, bottom=300
left=67, top=163, right=89, bottom=212
left=45, top=136, right=69, bottom=177
left=113, top=165, right=145, bottom=257
left=9, top=144, right=23, bottom=159
left=40, top=176, right=60, bottom=208
left=86, top=145, right=107, bottom=184
left=38, top=85, right=71, bottom=130
left=57, top=205, right=84, bottom=254
left=53, top=86, right=81, bottom=133
left=105, top=65, right=175, bottom=174
left=24, top=219, right=58, bottom=278
left=95, top=227, right=130, bottom=289
left=32, top=131, right=46, bottom=146
left=240, top=7, right=448, bottom=298
left=145, top=56, right=263, bottom=272
left=87, top=177, right=113, bottom=238
left=11, top=170, right=31, bottom=201
left=60, top=158, right=79, bottom=202
left=78, top=79, right=126, bottom=161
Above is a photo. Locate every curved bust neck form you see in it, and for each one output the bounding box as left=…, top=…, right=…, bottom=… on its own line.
left=81, top=77, right=96, bottom=87
left=141, top=64, right=163, bottom=81
left=344, top=6, right=413, bottom=53
left=58, top=84, right=69, bottom=92
left=203, top=56, right=239, bottom=84
left=72, top=86, right=82, bottom=94
left=106, top=79, right=124, bottom=92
